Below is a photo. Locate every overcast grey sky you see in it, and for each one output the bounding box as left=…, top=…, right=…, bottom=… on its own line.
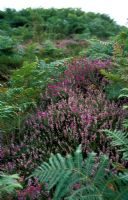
left=0, top=0, right=128, bottom=26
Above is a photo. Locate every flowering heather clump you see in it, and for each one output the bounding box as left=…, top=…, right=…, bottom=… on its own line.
left=0, top=140, right=44, bottom=175
left=38, top=88, right=126, bottom=156
left=17, top=179, right=42, bottom=200
left=3, top=87, right=126, bottom=176
left=47, top=58, right=111, bottom=97
left=1, top=58, right=127, bottom=183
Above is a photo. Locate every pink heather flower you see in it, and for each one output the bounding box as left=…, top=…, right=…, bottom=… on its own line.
left=70, top=105, right=78, bottom=113
left=73, top=183, right=81, bottom=190
left=40, top=124, right=44, bottom=129
left=81, top=113, right=93, bottom=125
left=37, top=111, right=47, bottom=119
left=18, top=184, right=41, bottom=200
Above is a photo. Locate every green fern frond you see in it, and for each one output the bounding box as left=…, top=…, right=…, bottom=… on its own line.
left=103, top=129, right=128, bottom=146
left=103, top=129, right=128, bottom=160
left=100, top=69, right=121, bottom=82
left=93, top=155, right=108, bottom=185
left=33, top=145, right=128, bottom=200
left=0, top=173, right=22, bottom=195
left=119, top=88, right=128, bottom=109
left=68, top=186, right=103, bottom=200
left=119, top=88, right=128, bottom=99
left=83, top=152, right=96, bottom=178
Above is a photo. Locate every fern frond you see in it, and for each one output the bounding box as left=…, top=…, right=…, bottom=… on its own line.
left=74, top=145, right=83, bottom=169
left=123, top=119, right=128, bottom=128
left=33, top=146, right=116, bottom=200
left=103, top=129, right=128, bottom=146
left=67, top=185, right=103, bottom=200
left=84, top=152, right=96, bottom=177
left=100, top=69, right=120, bottom=82
left=0, top=173, right=22, bottom=195
left=33, top=146, right=82, bottom=199
left=33, top=145, right=128, bottom=200
left=93, top=155, right=108, bottom=185
left=103, top=129, right=128, bottom=159
left=119, top=88, right=128, bottom=99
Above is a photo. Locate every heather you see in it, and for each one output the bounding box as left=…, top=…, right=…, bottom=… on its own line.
left=0, top=7, right=128, bottom=200
left=1, top=58, right=128, bottom=198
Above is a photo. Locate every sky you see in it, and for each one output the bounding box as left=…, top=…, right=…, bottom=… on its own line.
left=0, top=0, right=128, bottom=26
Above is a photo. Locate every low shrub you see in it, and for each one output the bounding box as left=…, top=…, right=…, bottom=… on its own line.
left=1, top=58, right=126, bottom=177
left=86, top=40, right=114, bottom=60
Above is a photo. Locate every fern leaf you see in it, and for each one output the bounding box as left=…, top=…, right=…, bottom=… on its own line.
left=33, top=145, right=127, bottom=200
left=54, top=171, right=73, bottom=200
left=84, top=152, right=96, bottom=178
left=74, top=145, right=83, bottom=170
left=68, top=186, right=103, bottom=200
left=0, top=173, right=22, bottom=194
left=66, top=154, right=74, bottom=169
left=103, top=129, right=128, bottom=147
left=103, top=129, right=128, bottom=159
left=93, top=155, right=108, bottom=185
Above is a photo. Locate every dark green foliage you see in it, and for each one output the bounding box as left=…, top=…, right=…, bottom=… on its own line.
left=116, top=30, right=128, bottom=57
left=0, top=59, right=67, bottom=136
left=99, top=30, right=128, bottom=100
left=104, top=82, right=124, bottom=100
left=0, top=34, right=23, bottom=76
left=104, top=90, right=128, bottom=160
left=0, top=8, right=121, bottom=40
left=0, top=35, right=14, bottom=51
left=0, top=7, right=123, bottom=75
left=100, top=61, right=128, bottom=100
left=33, top=145, right=128, bottom=200
left=104, top=129, right=128, bottom=160
left=86, top=40, right=114, bottom=60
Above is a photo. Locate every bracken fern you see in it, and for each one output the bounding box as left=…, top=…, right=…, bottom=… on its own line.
left=0, top=173, right=22, bottom=195
left=104, top=129, right=128, bottom=160
left=33, top=145, right=128, bottom=200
